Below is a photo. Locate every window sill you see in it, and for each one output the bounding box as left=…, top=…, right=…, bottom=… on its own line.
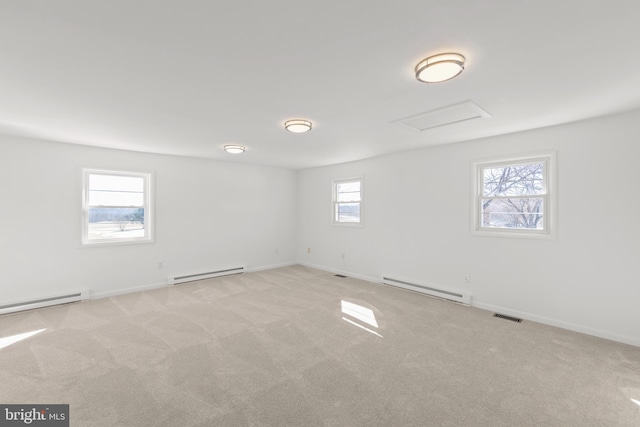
left=81, top=238, right=155, bottom=248
left=472, top=228, right=554, bottom=240
left=332, top=222, right=363, bottom=228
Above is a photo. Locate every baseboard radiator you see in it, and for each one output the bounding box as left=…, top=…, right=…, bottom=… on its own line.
left=381, top=276, right=471, bottom=305
left=0, top=291, right=89, bottom=316
left=169, top=266, right=244, bottom=285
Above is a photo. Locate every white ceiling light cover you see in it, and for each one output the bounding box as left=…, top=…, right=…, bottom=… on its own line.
left=415, top=53, right=465, bottom=83
left=284, top=119, right=312, bottom=133
left=224, top=144, right=245, bottom=154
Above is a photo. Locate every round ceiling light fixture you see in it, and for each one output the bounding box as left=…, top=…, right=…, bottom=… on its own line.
left=415, top=52, right=465, bottom=83
left=284, top=119, right=312, bottom=133
left=224, top=144, right=245, bottom=154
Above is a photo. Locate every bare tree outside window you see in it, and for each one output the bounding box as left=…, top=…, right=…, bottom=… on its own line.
left=480, top=161, right=545, bottom=230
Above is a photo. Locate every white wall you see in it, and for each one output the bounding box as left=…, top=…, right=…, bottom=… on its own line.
left=0, top=135, right=297, bottom=301
left=2, top=110, right=638, bottom=347
left=296, top=109, right=640, bottom=347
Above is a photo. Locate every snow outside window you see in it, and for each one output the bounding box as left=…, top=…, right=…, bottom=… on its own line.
left=333, top=178, right=362, bottom=225
left=82, top=169, right=153, bottom=245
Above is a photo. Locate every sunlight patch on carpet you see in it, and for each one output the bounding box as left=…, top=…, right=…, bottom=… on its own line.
left=0, top=329, right=46, bottom=350
left=341, top=317, right=383, bottom=338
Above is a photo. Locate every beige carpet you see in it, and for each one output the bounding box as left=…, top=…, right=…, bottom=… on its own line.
left=0, top=265, right=638, bottom=426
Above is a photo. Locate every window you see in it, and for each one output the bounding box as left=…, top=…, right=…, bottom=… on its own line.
left=333, top=177, right=362, bottom=225
left=473, top=153, right=555, bottom=238
left=82, top=169, right=153, bottom=245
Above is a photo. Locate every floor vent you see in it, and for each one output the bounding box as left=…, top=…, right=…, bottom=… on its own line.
left=381, top=276, right=470, bottom=304
left=335, top=274, right=347, bottom=278
left=170, top=266, right=244, bottom=285
left=0, top=291, right=89, bottom=316
left=493, top=313, right=523, bottom=323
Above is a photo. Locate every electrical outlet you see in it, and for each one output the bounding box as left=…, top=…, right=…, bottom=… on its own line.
left=158, top=261, right=164, bottom=269
left=341, top=253, right=345, bottom=260
left=464, top=274, right=470, bottom=283
left=307, top=247, right=311, bottom=254
left=275, top=248, right=279, bottom=255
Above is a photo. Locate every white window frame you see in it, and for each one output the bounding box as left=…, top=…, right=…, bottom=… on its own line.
left=471, top=152, right=556, bottom=239
left=332, top=177, right=363, bottom=226
left=81, top=168, right=154, bottom=246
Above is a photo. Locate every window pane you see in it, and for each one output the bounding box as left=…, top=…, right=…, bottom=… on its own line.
left=337, top=181, right=360, bottom=193
left=88, top=174, right=144, bottom=206
left=481, top=198, right=544, bottom=229
left=89, top=190, right=144, bottom=206
left=483, top=163, right=544, bottom=197
left=337, top=181, right=361, bottom=202
left=88, top=207, right=145, bottom=240
left=337, top=191, right=361, bottom=202
left=90, top=174, right=143, bottom=192
left=336, top=203, right=360, bottom=223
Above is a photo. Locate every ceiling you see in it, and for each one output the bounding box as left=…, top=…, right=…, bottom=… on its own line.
left=1, top=1, right=639, bottom=169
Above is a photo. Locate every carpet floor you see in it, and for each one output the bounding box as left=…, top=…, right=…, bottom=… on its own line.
left=0, top=265, right=639, bottom=426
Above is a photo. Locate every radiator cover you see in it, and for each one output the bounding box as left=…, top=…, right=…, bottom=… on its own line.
left=0, top=291, right=89, bottom=315
left=381, top=276, right=471, bottom=304
left=169, top=266, right=244, bottom=285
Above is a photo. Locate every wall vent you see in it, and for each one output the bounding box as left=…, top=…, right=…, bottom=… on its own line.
left=493, top=313, right=523, bottom=323
left=381, top=276, right=470, bottom=304
left=169, top=266, right=244, bottom=285
left=0, top=291, right=89, bottom=316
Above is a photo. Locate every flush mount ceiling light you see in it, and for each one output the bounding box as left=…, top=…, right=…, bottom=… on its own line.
left=224, top=144, right=245, bottom=154
left=284, top=119, right=312, bottom=133
left=415, top=52, right=465, bottom=83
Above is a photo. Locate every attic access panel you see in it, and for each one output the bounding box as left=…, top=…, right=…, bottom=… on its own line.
left=392, top=100, right=491, bottom=131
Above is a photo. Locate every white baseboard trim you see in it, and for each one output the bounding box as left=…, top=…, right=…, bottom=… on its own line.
left=89, top=261, right=298, bottom=300
left=297, top=261, right=380, bottom=284
left=90, top=281, right=169, bottom=300
left=297, top=262, right=639, bottom=348
left=472, top=301, right=640, bottom=348
left=245, top=261, right=298, bottom=273
left=299, top=262, right=471, bottom=304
